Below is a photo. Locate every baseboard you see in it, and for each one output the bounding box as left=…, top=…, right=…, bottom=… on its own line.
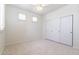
left=5, top=39, right=41, bottom=47
left=45, top=38, right=73, bottom=47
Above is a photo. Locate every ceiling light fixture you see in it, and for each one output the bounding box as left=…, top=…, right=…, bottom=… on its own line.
left=35, top=4, right=48, bottom=11
left=36, top=5, right=43, bottom=11
left=41, top=4, right=48, bottom=7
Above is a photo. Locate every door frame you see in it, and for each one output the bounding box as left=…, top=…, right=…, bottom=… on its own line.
left=60, top=15, right=73, bottom=47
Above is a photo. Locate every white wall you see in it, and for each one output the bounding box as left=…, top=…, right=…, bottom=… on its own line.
left=5, top=5, right=43, bottom=45
left=0, top=4, right=5, bottom=54
left=0, top=31, right=5, bottom=54
left=43, top=5, right=79, bottom=49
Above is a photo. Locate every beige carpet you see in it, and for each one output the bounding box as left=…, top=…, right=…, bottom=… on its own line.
left=3, top=39, right=79, bottom=55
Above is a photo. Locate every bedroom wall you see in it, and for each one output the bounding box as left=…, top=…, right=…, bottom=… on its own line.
left=5, top=5, right=43, bottom=45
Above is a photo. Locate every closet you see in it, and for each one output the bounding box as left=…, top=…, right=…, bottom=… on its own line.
left=46, top=15, right=73, bottom=46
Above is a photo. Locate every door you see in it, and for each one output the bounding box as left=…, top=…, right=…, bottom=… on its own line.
left=60, top=15, right=73, bottom=46
left=46, top=18, right=60, bottom=42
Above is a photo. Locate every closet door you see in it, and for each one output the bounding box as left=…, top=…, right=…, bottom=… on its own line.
left=60, top=15, right=73, bottom=46
left=51, top=18, right=60, bottom=42
left=47, top=18, right=60, bottom=42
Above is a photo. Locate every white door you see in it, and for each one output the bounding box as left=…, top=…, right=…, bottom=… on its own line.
left=60, top=15, right=73, bottom=46
left=47, top=18, right=60, bottom=42
left=46, top=19, right=54, bottom=39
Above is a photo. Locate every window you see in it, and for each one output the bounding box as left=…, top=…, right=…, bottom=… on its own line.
left=32, top=16, right=38, bottom=22
left=18, top=13, right=26, bottom=20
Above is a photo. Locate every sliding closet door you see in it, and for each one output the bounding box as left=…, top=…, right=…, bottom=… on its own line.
left=46, top=18, right=60, bottom=42
left=60, top=15, right=73, bottom=46
left=51, top=18, right=60, bottom=42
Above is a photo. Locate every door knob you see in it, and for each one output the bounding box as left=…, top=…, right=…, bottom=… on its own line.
left=70, top=32, right=72, bottom=33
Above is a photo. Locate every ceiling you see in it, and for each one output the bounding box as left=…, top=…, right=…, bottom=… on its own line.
left=11, top=4, right=66, bottom=15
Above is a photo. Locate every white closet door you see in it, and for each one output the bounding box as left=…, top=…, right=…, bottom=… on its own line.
left=46, top=19, right=54, bottom=39
left=46, top=20, right=52, bottom=39
left=47, top=18, right=60, bottom=42
left=60, top=15, right=73, bottom=46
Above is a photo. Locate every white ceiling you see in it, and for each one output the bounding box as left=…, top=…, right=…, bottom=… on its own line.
left=11, top=4, right=66, bottom=15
